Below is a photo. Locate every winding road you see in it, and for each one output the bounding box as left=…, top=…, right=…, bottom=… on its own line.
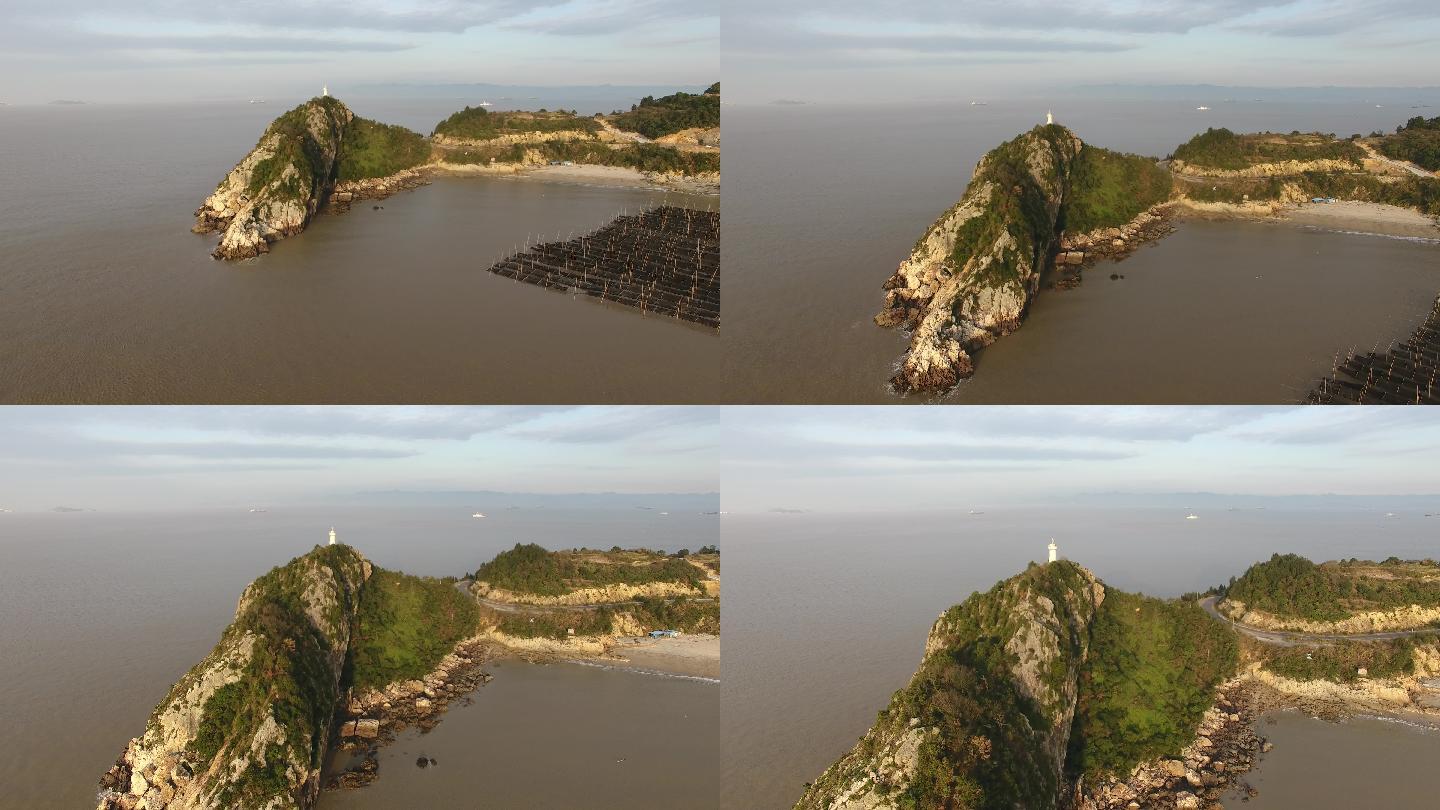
left=1199, top=596, right=1439, bottom=646
left=1359, top=141, right=1438, bottom=179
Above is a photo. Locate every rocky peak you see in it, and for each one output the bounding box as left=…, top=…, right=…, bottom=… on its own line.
left=877, top=125, right=1085, bottom=393
left=193, top=97, right=354, bottom=260
left=97, top=544, right=371, bottom=810
left=795, top=561, right=1105, bottom=810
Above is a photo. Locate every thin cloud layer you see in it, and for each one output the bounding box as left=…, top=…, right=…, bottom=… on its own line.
left=0, top=0, right=716, bottom=101
left=0, top=406, right=718, bottom=510
left=721, top=407, right=1440, bottom=513
left=725, top=0, right=1440, bottom=103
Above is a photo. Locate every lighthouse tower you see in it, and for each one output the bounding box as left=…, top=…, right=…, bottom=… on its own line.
left=322, top=85, right=329, bottom=97
left=1047, top=539, right=1058, bottom=563
left=1046, top=110, right=1054, bottom=125
left=328, top=527, right=337, bottom=546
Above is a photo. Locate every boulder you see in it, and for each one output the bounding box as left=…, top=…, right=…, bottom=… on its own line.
left=355, top=718, right=380, bottom=739
left=1163, top=760, right=1187, bottom=778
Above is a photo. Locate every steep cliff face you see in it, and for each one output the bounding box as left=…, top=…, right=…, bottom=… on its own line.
left=193, top=97, right=353, bottom=260
left=97, top=545, right=371, bottom=810
left=795, top=562, right=1105, bottom=810
left=877, top=125, right=1084, bottom=393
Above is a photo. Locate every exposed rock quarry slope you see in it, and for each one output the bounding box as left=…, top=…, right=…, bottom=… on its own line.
left=97, top=545, right=371, bottom=810
left=877, top=125, right=1083, bottom=393
left=194, top=97, right=353, bottom=260
left=794, top=561, right=1105, bottom=810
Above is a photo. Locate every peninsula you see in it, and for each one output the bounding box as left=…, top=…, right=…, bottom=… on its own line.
left=794, top=554, right=1440, bottom=810
left=193, top=85, right=720, bottom=261
left=96, top=541, right=719, bottom=809
left=878, top=120, right=1440, bottom=396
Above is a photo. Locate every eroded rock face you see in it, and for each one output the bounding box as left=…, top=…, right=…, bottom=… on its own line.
left=193, top=97, right=354, bottom=260
left=97, top=545, right=371, bottom=810
left=877, top=125, right=1084, bottom=393
left=794, top=561, right=1105, bottom=810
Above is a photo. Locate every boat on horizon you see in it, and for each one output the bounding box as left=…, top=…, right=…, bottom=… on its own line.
left=248, top=508, right=267, bottom=513
left=472, top=512, right=486, bottom=518
left=1185, top=513, right=1199, bottom=520
left=249, top=99, right=266, bottom=104
left=1195, top=106, right=1210, bottom=111
left=478, top=100, right=493, bottom=107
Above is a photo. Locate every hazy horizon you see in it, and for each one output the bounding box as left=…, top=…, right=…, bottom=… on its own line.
left=725, top=0, right=1440, bottom=105
left=0, top=406, right=719, bottom=512
left=0, top=0, right=717, bottom=105
left=721, top=407, right=1440, bottom=513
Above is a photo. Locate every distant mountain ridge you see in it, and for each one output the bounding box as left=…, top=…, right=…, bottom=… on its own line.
left=1071, top=84, right=1440, bottom=103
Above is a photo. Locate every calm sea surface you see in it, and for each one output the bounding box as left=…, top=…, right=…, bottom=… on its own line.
left=720, top=508, right=1440, bottom=809
left=0, top=506, right=718, bottom=809
left=722, top=100, right=1440, bottom=403
left=1218, top=711, right=1440, bottom=808
left=0, top=100, right=719, bottom=404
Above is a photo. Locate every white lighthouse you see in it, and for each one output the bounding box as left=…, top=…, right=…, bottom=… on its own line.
left=328, top=527, right=337, bottom=546
left=1046, top=110, right=1054, bottom=125
left=322, top=85, right=329, bottom=97
left=1047, top=539, right=1058, bottom=563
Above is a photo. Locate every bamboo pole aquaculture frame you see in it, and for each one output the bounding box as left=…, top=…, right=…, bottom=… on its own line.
left=1307, top=294, right=1440, bottom=404
left=485, top=206, right=720, bottom=329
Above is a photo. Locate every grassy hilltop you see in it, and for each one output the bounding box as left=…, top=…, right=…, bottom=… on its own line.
left=1378, top=116, right=1440, bottom=171
left=608, top=85, right=721, bottom=139
left=1223, top=553, right=1440, bottom=623
left=795, top=561, right=1237, bottom=810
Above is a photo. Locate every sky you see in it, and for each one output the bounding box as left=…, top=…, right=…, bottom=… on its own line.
left=0, top=406, right=718, bottom=511
left=724, top=0, right=1440, bottom=104
left=721, top=406, right=1440, bottom=513
left=0, top=0, right=716, bottom=103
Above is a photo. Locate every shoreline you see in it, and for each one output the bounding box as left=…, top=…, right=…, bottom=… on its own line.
left=434, top=160, right=720, bottom=195
left=1176, top=197, right=1440, bottom=240
left=586, top=633, right=721, bottom=680
left=322, top=632, right=719, bottom=792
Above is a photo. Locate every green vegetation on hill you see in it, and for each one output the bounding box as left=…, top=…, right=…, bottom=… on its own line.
left=629, top=595, right=721, bottom=634
left=806, top=562, right=1098, bottom=809
left=1067, top=590, right=1238, bottom=779
left=244, top=96, right=351, bottom=200
left=1176, top=169, right=1440, bottom=216
left=337, top=118, right=431, bottom=182
left=1171, top=128, right=1365, bottom=170
left=1063, top=145, right=1173, bottom=234
left=1227, top=554, right=1440, bottom=622
left=939, top=125, right=1078, bottom=289
left=474, top=543, right=705, bottom=597
left=349, top=568, right=479, bottom=691
left=1251, top=633, right=1431, bottom=683
left=608, top=87, right=721, bottom=138
left=444, top=139, right=718, bottom=175
left=432, top=107, right=601, bottom=140
left=183, top=544, right=367, bottom=806
left=1378, top=116, right=1440, bottom=171
left=490, top=605, right=615, bottom=640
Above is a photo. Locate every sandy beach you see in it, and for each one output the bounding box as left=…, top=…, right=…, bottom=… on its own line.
left=435, top=160, right=719, bottom=195
left=601, top=633, right=721, bottom=679
left=1278, top=199, right=1440, bottom=239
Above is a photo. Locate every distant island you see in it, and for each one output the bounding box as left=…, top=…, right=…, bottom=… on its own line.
left=877, top=119, right=1440, bottom=398
left=795, top=554, right=1440, bottom=810
left=193, top=84, right=720, bottom=260
left=97, top=541, right=719, bottom=810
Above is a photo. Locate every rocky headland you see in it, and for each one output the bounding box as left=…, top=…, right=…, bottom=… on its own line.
left=879, top=124, right=1440, bottom=395
left=97, top=545, right=371, bottom=810
left=98, top=543, right=720, bottom=807
left=194, top=86, right=720, bottom=261
left=795, top=554, right=1440, bottom=810
left=193, top=97, right=356, bottom=260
